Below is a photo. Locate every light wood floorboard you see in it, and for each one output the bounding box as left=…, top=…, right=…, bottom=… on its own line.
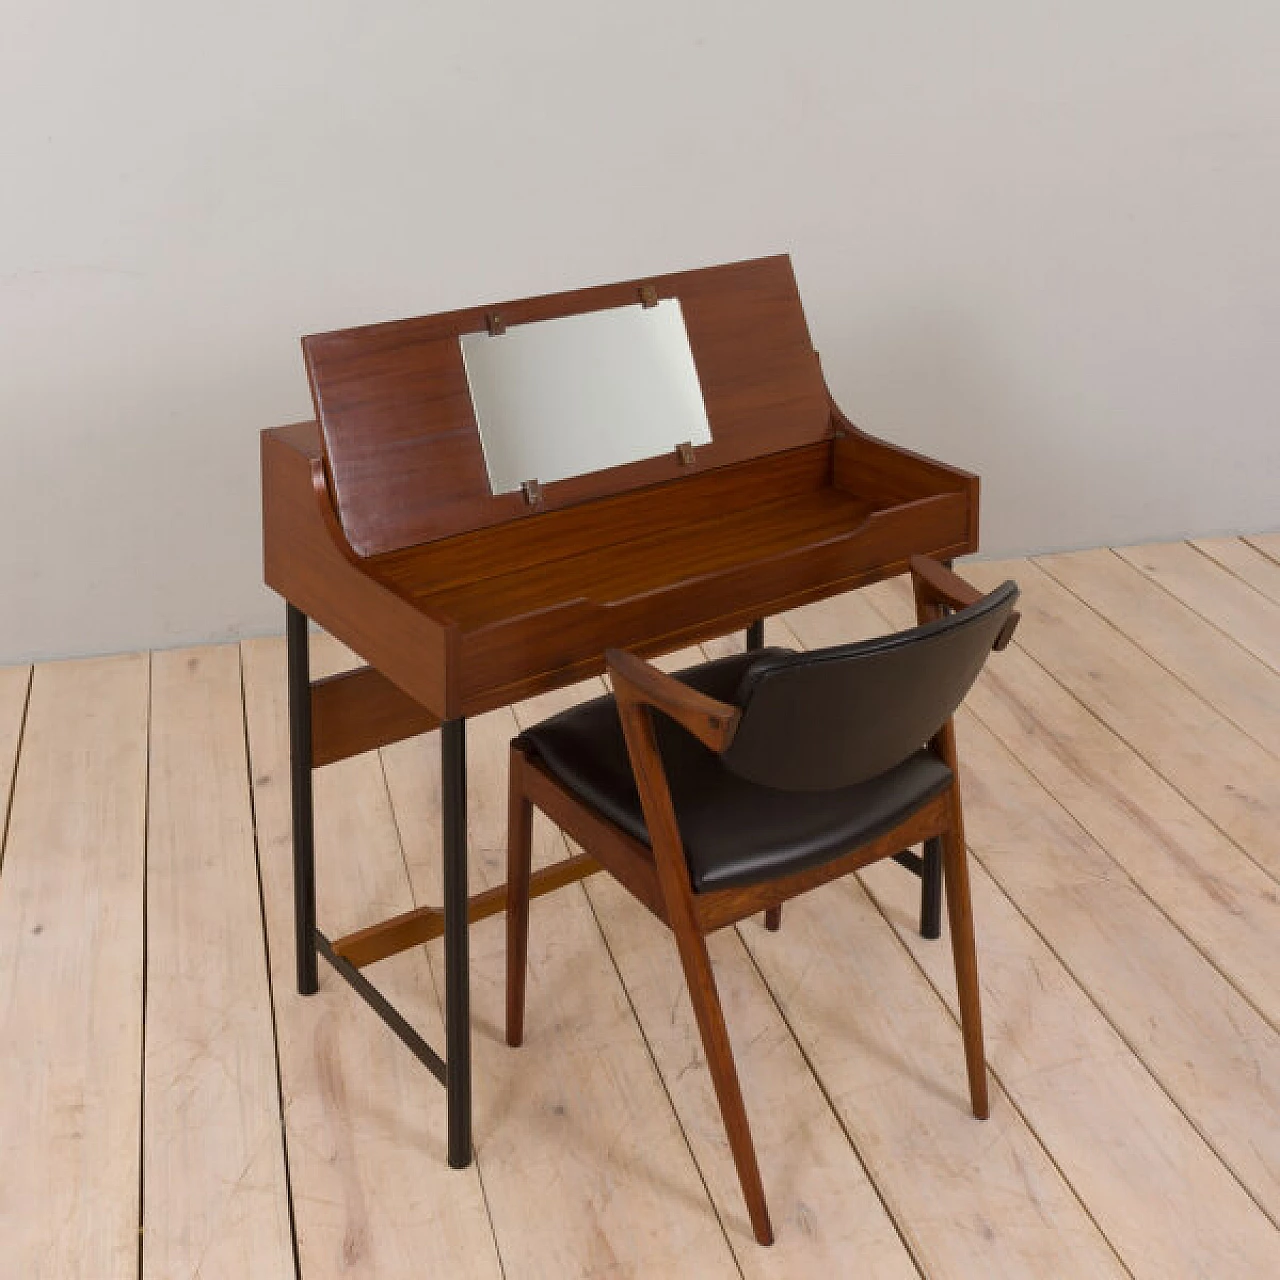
left=2, top=538, right=1279, bottom=1277
left=1193, top=536, right=1280, bottom=606
left=0, top=655, right=149, bottom=1278
left=1038, top=548, right=1280, bottom=760
left=963, top=558, right=1280, bottom=883
left=1115, top=541, right=1280, bottom=676
left=142, top=645, right=295, bottom=1278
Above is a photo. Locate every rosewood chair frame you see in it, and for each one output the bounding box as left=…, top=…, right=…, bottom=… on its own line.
left=506, top=556, right=1018, bottom=1244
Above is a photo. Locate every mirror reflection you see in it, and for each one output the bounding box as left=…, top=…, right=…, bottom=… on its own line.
left=460, top=299, right=713, bottom=496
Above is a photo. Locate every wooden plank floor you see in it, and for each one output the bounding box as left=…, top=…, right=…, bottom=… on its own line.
left=2, top=537, right=1279, bottom=1278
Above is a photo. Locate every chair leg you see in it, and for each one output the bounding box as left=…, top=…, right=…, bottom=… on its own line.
left=763, top=905, right=782, bottom=932
left=506, top=751, right=534, bottom=1048
left=941, top=821, right=989, bottom=1119
left=671, top=920, right=774, bottom=1245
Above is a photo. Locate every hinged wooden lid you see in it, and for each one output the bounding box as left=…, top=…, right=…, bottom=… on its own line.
left=302, top=254, right=828, bottom=557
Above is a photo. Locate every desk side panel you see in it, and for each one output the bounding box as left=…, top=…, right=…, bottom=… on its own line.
left=834, top=426, right=981, bottom=555
left=261, top=426, right=452, bottom=717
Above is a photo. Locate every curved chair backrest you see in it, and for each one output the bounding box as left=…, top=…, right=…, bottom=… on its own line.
left=721, top=581, right=1019, bottom=792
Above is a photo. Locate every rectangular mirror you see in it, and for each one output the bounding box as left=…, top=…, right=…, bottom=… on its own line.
left=460, top=299, right=713, bottom=496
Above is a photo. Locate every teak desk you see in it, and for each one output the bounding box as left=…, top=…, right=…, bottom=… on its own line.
left=261, top=255, right=980, bottom=1167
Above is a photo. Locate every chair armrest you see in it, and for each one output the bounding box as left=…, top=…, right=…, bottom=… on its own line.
left=909, top=556, right=1020, bottom=650
left=910, top=555, right=983, bottom=611
left=606, top=649, right=741, bottom=752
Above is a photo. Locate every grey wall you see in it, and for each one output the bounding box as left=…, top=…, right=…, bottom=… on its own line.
left=3, top=2, right=1278, bottom=663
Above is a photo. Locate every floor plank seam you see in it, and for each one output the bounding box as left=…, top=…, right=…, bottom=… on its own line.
left=1187, top=539, right=1280, bottom=605
left=961, top=838, right=1280, bottom=1235
left=1034, top=551, right=1280, bottom=765
left=1111, top=545, right=1280, bottom=679
left=136, top=653, right=153, bottom=1280
left=1242, top=535, right=1280, bottom=569
left=947, top=691, right=1280, bottom=1043
left=0, top=666, right=33, bottom=877
left=238, top=645, right=305, bottom=1280
left=990, top=631, right=1280, bottom=895
left=1112, top=546, right=1280, bottom=752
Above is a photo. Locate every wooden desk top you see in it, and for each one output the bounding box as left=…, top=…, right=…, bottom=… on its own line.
left=263, top=419, right=977, bottom=720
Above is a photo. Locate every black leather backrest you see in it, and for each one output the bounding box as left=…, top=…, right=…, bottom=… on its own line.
left=721, top=581, right=1019, bottom=792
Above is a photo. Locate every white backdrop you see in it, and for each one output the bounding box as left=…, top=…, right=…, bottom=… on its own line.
left=2, top=2, right=1277, bottom=663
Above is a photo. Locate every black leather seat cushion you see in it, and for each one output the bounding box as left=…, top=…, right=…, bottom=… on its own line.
left=517, top=650, right=953, bottom=894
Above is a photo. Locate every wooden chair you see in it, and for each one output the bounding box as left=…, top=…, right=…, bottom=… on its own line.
left=505, top=557, right=1019, bottom=1244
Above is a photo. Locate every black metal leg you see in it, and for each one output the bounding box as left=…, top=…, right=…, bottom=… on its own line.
left=286, top=604, right=319, bottom=996
left=921, top=836, right=943, bottom=940
left=291, top=633, right=472, bottom=1163
left=746, top=618, right=765, bottom=651
left=442, top=717, right=472, bottom=1168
